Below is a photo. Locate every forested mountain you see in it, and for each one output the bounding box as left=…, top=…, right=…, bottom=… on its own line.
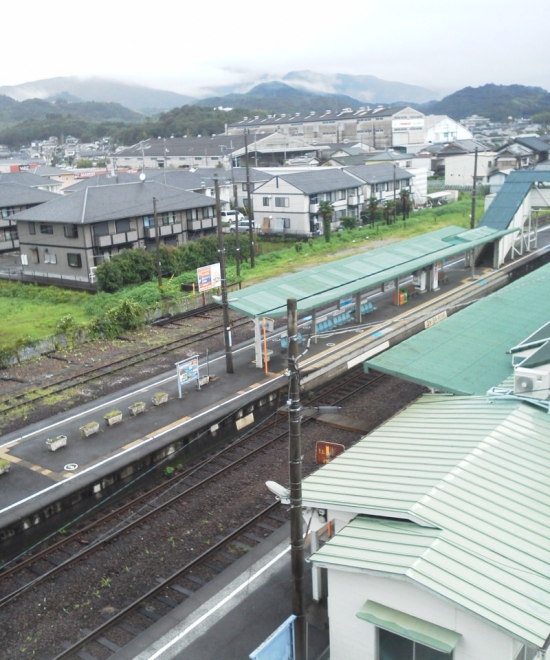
left=0, top=77, right=196, bottom=114
left=196, top=81, right=364, bottom=114
left=423, top=84, right=550, bottom=122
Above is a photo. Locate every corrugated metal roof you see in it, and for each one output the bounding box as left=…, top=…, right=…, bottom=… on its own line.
left=479, top=170, right=550, bottom=231
left=227, top=225, right=514, bottom=318
left=364, top=262, right=550, bottom=394
left=306, top=395, right=550, bottom=648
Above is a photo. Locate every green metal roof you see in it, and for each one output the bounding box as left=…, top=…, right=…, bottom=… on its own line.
left=364, top=262, right=550, bottom=394
left=479, top=170, right=550, bottom=231
left=227, top=225, right=514, bottom=318
left=306, top=394, right=550, bottom=648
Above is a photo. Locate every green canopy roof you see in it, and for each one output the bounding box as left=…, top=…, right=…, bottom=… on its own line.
left=227, top=225, right=514, bottom=318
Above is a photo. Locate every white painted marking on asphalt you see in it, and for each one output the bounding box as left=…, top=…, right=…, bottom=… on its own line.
left=147, top=545, right=291, bottom=659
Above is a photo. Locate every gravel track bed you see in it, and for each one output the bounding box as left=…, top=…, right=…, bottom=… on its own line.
left=0, top=313, right=425, bottom=658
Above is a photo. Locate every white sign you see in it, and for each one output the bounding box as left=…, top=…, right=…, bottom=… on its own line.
left=425, top=311, right=447, bottom=329
left=197, top=263, right=221, bottom=293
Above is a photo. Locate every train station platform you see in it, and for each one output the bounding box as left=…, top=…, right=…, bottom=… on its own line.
left=0, top=244, right=545, bottom=543
left=1, top=235, right=550, bottom=659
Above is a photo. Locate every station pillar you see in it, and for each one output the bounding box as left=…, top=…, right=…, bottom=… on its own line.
left=254, top=316, right=263, bottom=368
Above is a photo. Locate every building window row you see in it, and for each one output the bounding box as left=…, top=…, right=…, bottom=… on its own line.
left=1, top=206, right=22, bottom=218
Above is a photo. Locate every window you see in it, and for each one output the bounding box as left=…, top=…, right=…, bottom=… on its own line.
left=28, top=222, right=36, bottom=235
left=275, top=197, right=289, bottom=207
left=115, top=219, right=131, bottom=233
left=92, top=222, right=109, bottom=236
left=515, top=646, right=537, bottom=660
left=67, top=253, right=82, bottom=268
left=309, top=195, right=318, bottom=204
left=64, top=224, right=79, bottom=238
left=161, top=212, right=175, bottom=226
left=143, top=215, right=155, bottom=228
left=44, top=252, right=57, bottom=264
left=378, top=629, right=452, bottom=660
left=4, top=229, right=18, bottom=240
left=339, top=190, right=346, bottom=200
left=1, top=206, right=21, bottom=218
left=21, top=254, right=28, bottom=266
left=277, top=218, right=291, bottom=229
left=186, top=209, right=198, bottom=221
left=40, top=224, right=54, bottom=234
left=263, top=197, right=270, bottom=206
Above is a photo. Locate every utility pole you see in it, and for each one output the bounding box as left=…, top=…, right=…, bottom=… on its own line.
left=393, top=163, right=397, bottom=225
left=470, top=147, right=479, bottom=230
left=230, top=142, right=241, bottom=277
left=152, top=197, right=163, bottom=291
left=243, top=129, right=255, bottom=268
left=287, top=298, right=306, bottom=660
left=214, top=176, right=234, bottom=374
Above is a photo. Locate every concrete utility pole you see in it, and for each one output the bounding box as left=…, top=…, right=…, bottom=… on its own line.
left=287, top=298, right=306, bottom=660
left=243, top=129, right=255, bottom=268
left=152, top=197, right=163, bottom=291
left=470, top=147, right=479, bottom=230
left=230, top=144, right=241, bottom=277
left=214, top=177, right=234, bottom=374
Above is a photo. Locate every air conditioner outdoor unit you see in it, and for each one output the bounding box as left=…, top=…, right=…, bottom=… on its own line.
left=514, top=366, right=550, bottom=400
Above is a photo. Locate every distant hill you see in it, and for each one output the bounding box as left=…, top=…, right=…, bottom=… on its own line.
left=0, top=94, right=143, bottom=130
left=196, top=81, right=364, bottom=114
left=423, top=84, right=550, bottom=122
left=281, top=70, right=438, bottom=104
left=0, top=77, right=196, bottom=115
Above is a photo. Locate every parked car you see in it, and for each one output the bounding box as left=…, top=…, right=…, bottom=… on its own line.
left=221, top=210, right=245, bottom=224
left=230, top=219, right=255, bottom=233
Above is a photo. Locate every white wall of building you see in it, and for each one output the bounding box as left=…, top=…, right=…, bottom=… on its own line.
left=425, top=116, right=473, bottom=144
left=444, top=152, right=497, bottom=186
left=325, top=570, right=521, bottom=660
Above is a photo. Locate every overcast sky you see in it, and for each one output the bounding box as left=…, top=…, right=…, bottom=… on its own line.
left=4, top=0, right=549, bottom=97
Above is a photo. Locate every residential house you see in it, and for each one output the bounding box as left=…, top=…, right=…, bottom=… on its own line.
left=424, top=115, right=473, bottom=144
left=112, top=136, right=247, bottom=170
left=252, top=169, right=364, bottom=237
left=0, top=183, right=59, bottom=253
left=11, top=180, right=217, bottom=289
left=0, top=170, right=62, bottom=194
left=344, top=163, right=417, bottom=206
left=444, top=151, right=498, bottom=187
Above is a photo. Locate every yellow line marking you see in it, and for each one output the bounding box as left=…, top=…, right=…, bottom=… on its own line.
left=122, top=439, right=145, bottom=450
left=41, top=469, right=52, bottom=476
left=31, top=465, right=42, bottom=472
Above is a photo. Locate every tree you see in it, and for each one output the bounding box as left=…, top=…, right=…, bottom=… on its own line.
left=400, top=189, right=412, bottom=221
left=318, top=200, right=334, bottom=243
left=367, top=196, right=379, bottom=225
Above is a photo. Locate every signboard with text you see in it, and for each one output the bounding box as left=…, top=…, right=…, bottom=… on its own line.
left=197, top=263, right=221, bottom=293
left=175, top=355, right=200, bottom=398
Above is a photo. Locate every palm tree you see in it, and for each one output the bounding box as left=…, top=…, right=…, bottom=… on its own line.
left=400, top=189, right=411, bottom=221
left=367, top=196, right=379, bottom=225
left=318, top=200, right=334, bottom=243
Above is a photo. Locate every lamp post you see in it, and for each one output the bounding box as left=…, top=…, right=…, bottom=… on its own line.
left=214, top=176, right=234, bottom=374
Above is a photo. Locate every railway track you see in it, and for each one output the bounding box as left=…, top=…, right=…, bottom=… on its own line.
left=0, top=315, right=250, bottom=416
left=0, top=367, right=386, bottom=659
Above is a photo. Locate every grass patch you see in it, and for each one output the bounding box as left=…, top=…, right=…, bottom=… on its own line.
left=0, top=195, right=483, bottom=353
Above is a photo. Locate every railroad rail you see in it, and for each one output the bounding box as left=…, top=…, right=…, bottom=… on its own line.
left=0, top=315, right=250, bottom=416
left=0, top=367, right=385, bottom=659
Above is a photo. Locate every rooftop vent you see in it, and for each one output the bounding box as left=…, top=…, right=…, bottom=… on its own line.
left=295, top=113, right=300, bottom=116
left=254, top=115, right=259, bottom=120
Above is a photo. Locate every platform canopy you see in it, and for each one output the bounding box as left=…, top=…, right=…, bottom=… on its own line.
left=364, top=261, right=550, bottom=395
left=479, top=169, right=550, bottom=231
left=227, top=225, right=514, bottom=318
